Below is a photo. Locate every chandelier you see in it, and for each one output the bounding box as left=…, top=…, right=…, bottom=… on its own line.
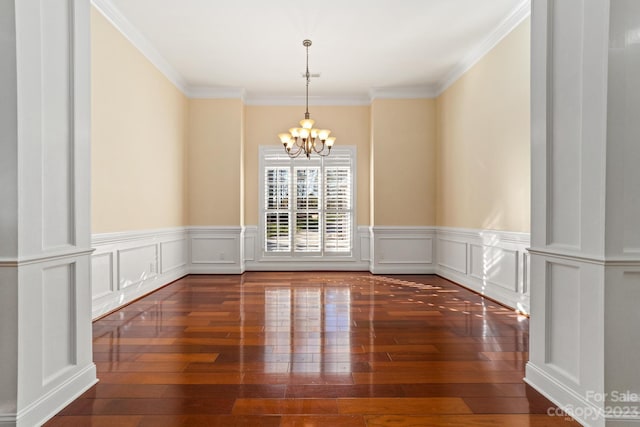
left=278, top=40, right=335, bottom=159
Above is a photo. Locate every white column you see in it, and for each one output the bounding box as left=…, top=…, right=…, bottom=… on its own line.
left=526, top=1, right=640, bottom=426
left=0, top=1, right=96, bottom=426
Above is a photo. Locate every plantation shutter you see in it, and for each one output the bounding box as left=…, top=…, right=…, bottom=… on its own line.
left=264, top=165, right=291, bottom=252
left=294, top=167, right=321, bottom=252
left=261, top=147, right=354, bottom=257
left=324, top=153, right=352, bottom=253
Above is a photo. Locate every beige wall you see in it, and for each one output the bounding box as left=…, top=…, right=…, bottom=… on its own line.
left=92, top=6, right=529, bottom=234
left=436, top=18, right=531, bottom=233
left=244, top=106, right=371, bottom=226
left=91, top=8, right=187, bottom=233
left=371, top=99, right=437, bottom=226
left=187, top=99, right=244, bottom=226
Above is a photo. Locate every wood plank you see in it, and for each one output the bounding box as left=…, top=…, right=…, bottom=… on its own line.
left=44, top=272, right=575, bottom=426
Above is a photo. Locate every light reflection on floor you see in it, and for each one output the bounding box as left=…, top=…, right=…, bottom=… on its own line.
left=264, top=286, right=351, bottom=374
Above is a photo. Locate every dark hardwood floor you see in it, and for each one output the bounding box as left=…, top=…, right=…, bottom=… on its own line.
left=45, top=272, right=578, bottom=426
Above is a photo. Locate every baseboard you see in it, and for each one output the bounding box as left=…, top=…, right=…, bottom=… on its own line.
left=525, top=362, right=601, bottom=427
left=371, top=265, right=437, bottom=275
left=2, top=363, right=97, bottom=427
left=244, top=260, right=371, bottom=271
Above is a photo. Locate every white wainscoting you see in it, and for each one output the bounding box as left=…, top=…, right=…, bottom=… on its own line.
left=242, top=226, right=370, bottom=271
left=188, top=226, right=244, bottom=274
left=91, top=228, right=188, bottom=319
left=91, top=225, right=531, bottom=319
left=436, top=227, right=530, bottom=313
left=370, top=227, right=437, bottom=274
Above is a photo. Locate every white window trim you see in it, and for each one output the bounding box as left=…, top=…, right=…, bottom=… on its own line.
left=258, top=145, right=357, bottom=263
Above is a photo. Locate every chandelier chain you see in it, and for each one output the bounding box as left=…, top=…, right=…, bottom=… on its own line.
left=305, top=40, right=310, bottom=119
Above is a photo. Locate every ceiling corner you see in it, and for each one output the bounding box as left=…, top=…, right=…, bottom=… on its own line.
left=434, top=0, right=531, bottom=96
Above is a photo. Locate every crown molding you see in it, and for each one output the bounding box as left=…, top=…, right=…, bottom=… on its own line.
left=369, top=86, right=438, bottom=100
left=244, top=95, right=371, bottom=106
left=434, top=0, right=531, bottom=96
left=92, top=0, right=529, bottom=104
left=185, top=86, right=247, bottom=100
left=91, top=0, right=189, bottom=93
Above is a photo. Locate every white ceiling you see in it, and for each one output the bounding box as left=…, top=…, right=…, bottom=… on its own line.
left=96, top=0, right=530, bottom=102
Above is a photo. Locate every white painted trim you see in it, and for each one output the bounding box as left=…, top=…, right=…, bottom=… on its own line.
left=185, top=86, right=247, bottom=100
left=91, top=227, right=189, bottom=319
left=186, top=226, right=244, bottom=234
left=525, top=362, right=602, bottom=427
left=244, top=260, right=371, bottom=271
left=90, top=0, right=188, bottom=93
left=92, top=227, right=187, bottom=245
left=0, top=248, right=95, bottom=267
left=257, top=146, right=358, bottom=263
left=187, top=226, right=245, bottom=274
left=435, top=0, right=531, bottom=96
left=435, top=226, right=530, bottom=313
left=244, top=95, right=372, bottom=106
left=7, top=364, right=97, bottom=427
left=370, top=226, right=437, bottom=275
left=436, top=226, right=530, bottom=245
left=90, top=225, right=531, bottom=318
left=369, top=86, right=437, bottom=100
left=528, top=247, right=640, bottom=266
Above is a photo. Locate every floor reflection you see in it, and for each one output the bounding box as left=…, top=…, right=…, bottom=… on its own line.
left=264, top=286, right=351, bottom=374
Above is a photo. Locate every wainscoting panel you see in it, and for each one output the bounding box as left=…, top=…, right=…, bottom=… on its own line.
left=545, top=261, right=581, bottom=383
left=188, top=227, right=244, bottom=274
left=436, top=227, right=530, bottom=313
left=437, top=238, right=468, bottom=274
left=13, top=254, right=96, bottom=427
left=469, top=244, right=518, bottom=292
left=370, top=227, right=436, bottom=274
left=91, top=226, right=531, bottom=318
left=160, top=239, right=188, bottom=274
left=42, top=263, right=77, bottom=386
left=90, top=252, right=113, bottom=300
left=91, top=228, right=188, bottom=319
left=117, top=244, right=158, bottom=289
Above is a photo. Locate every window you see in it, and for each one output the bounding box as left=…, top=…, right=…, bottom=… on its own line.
left=260, top=146, right=355, bottom=258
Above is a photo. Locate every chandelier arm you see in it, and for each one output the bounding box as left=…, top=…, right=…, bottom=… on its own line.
left=312, top=139, right=326, bottom=154
left=285, top=143, right=304, bottom=158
